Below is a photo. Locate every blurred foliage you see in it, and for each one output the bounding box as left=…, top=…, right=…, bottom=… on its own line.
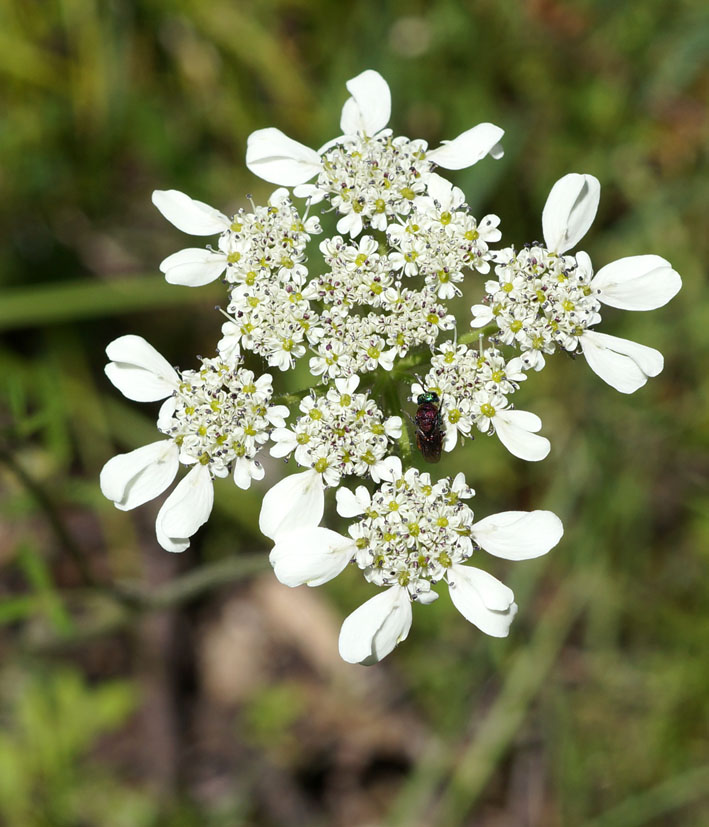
left=0, top=0, right=708, bottom=825
left=0, top=669, right=152, bottom=826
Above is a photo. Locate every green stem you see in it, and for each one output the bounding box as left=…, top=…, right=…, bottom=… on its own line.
left=380, top=374, right=412, bottom=460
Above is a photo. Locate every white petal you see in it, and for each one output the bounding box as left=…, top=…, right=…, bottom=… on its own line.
left=266, top=404, right=289, bottom=429
left=417, top=588, right=439, bottom=605
left=159, top=247, right=227, bottom=287
left=369, top=455, right=401, bottom=484
left=157, top=397, right=177, bottom=432
left=472, top=510, right=564, bottom=560
left=378, top=349, right=397, bottom=371
left=590, top=255, right=682, bottom=311
left=268, top=187, right=291, bottom=206
left=155, top=464, right=214, bottom=552
left=151, top=190, right=230, bottom=236
left=424, top=172, right=455, bottom=209
left=452, top=472, right=474, bottom=498
left=336, top=485, right=371, bottom=518
left=258, top=469, right=324, bottom=541
left=370, top=455, right=402, bottom=483
left=292, top=183, right=326, bottom=203
left=384, top=416, right=403, bottom=439
left=269, top=428, right=297, bottom=458
left=339, top=70, right=391, bottom=137
left=335, top=375, right=360, bottom=395
left=457, top=566, right=514, bottom=611
left=100, top=440, right=179, bottom=511
left=338, top=586, right=412, bottom=665
left=426, top=123, right=505, bottom=170
left=470, top=304, right=494, bottom=328
left=270, top=527, right=354, bottom=587
left=233, top=457, right=263, bottom=490
left=493, top=409, right=550, bottom=462
left=443, top=425, right=458, bottom=452
left=542, top=173, right=600, bottom=253
left=575, top=250, right=594, bottom=280
left=447, top=565, right=517, bottom=637
left=580, top=330, right=663, bottom=394
left=245, top=128, right=322, bottom=186
left=104, top=335, right=179, bottom=402
left=336, top=212, right=363, bottom=237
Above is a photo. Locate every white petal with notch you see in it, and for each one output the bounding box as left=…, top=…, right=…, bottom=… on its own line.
left=159, top=248, right=227, bottom=287
left=246, top=128, right=322, bottom=186
left=590, top=255, right=682, bottom=311
left=270, top=527, right=354, bottom=587
left=104, top=335, right=179, bottom=402
left=580, top=330, right=663, bottom=394
left=472, top=510, right=564, bottom=560
left=338, top=586, right=412, bottom=665
left=155, top=463, right=214, bottom=553
left=447, top=564, right=518, bottom=637
left=426, top=123, right=505, bottom=170
left=259, top=469, right=325, bottom=541
left=493, top=409, right=550, bottom=462
left=100, top=440, right=179, bottom=511
left=339, top=70, right=391, bottom=137
left=152, top=190, right=230, bottom=236
left=542, top=173, right=600, bottom=254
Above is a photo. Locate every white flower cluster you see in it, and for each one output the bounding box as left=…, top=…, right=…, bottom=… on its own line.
left=472, top=174, right=682, bottom=392
left=157, top=187, right=323, bottom=373
left=308, top=290, right=455, bottom=380
left=158, top=356, right=287, bottom=486
left=101, top=69, right=682, bottom=665
left=412, top=341, right=550, bottom=461
left=387, top=173, right=501, bottom=298
left=345, top=468, right=478, bottom=601
left=261, top=462, right=563, bottom=665
left=473, top=245, right=600, bottom=371
left=302, top=134, right=432, bottom=236
left=270, top=376, right=402, bottom=486
left=100, top=336, right=286, bottom=551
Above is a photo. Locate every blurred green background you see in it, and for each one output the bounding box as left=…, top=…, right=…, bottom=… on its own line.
left=1, top=0, right=708, bottom=825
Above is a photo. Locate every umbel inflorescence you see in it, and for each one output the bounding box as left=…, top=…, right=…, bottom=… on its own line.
left=101, top=70, right=681, bottom=665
